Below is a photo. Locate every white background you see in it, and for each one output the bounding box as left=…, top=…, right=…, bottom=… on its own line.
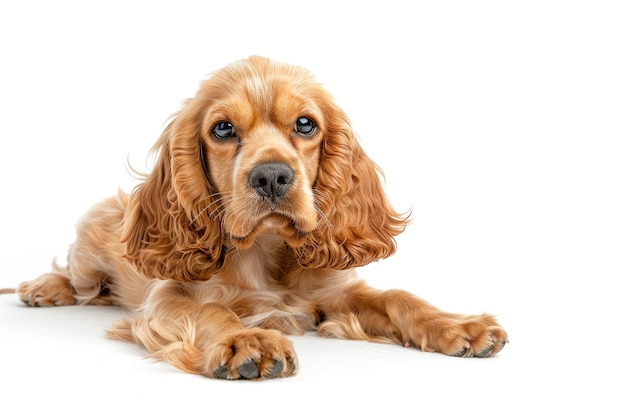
left=1, top=1, right=624, bottom=415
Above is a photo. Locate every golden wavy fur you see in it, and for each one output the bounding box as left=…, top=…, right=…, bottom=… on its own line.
left=15, top=56, right=507, bottom=379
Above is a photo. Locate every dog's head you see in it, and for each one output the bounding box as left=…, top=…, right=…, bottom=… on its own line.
left=123, top=56, right=409, bottom=281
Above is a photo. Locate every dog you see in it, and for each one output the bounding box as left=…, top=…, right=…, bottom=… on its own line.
left=13, top=56, right=507, bottom=380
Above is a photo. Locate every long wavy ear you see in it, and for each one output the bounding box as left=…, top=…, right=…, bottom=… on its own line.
left=121, top=100, right=224, bottom=281
left=294, top=103, right=410, bottom=270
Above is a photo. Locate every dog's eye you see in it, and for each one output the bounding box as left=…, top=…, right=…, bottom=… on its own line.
left=294, top=117, right=317, bottom=136
left=212, top=121, right=236, bottom=139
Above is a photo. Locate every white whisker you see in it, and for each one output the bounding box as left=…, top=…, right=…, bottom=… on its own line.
left=191, top=192, right=235, bottom=225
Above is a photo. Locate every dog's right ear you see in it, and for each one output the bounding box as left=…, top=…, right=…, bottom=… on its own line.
left=121, top=103, right=225, bottom=281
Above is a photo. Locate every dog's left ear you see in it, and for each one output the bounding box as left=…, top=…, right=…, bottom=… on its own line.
left=294, top=103, right=410, bottom=270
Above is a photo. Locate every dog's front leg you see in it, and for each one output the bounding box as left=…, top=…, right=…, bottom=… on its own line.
left=317, top=281, right=508, bottom=357
left=107, top=281, right=298, bottom=379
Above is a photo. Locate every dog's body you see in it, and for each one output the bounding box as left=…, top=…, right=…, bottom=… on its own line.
left=16, top=56, right=507, bottom=379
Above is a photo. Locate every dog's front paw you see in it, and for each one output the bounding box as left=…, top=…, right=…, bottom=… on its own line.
left=424, top=313, right=508, bottom=358
left=207, top=328, right=298, bottom=380
left=17, top=273, right=76, bottom=307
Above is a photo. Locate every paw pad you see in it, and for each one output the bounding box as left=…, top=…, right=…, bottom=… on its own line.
left=214, top=357, right=293, bottom=380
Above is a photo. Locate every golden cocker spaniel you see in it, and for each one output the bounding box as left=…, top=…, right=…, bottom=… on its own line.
left=15, top=56, right=507, bottom=380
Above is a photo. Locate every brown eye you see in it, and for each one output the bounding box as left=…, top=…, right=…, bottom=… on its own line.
left=294, top=117, right=316, bottom=136
left=213, top=121, right=236, bottom=139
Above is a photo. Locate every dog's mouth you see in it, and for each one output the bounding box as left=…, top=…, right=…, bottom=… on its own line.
left=217, top=173, right=320, bottom=250
left=228, top=212, right=315, bottom=250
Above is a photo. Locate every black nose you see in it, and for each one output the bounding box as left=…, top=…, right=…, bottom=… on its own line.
left=248, top=162, right=294, bottom=200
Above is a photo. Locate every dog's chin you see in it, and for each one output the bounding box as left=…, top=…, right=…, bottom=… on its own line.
left=229, top=214, right=314, bottom=250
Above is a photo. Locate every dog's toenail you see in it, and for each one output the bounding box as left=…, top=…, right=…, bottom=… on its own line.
left=265, top=359, right=284, bottom=379
left=475, top=347, right=493, bottom=358
left=214, top=365, right=228, bottom=379
left=287, top=358, right=297, bottom=372
left=238, top=359, right=260, bottom=379
left=453, top=348, right=467, bottom=357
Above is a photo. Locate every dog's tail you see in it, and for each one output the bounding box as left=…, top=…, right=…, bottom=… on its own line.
left=0, top=288, right=16, bottom=295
